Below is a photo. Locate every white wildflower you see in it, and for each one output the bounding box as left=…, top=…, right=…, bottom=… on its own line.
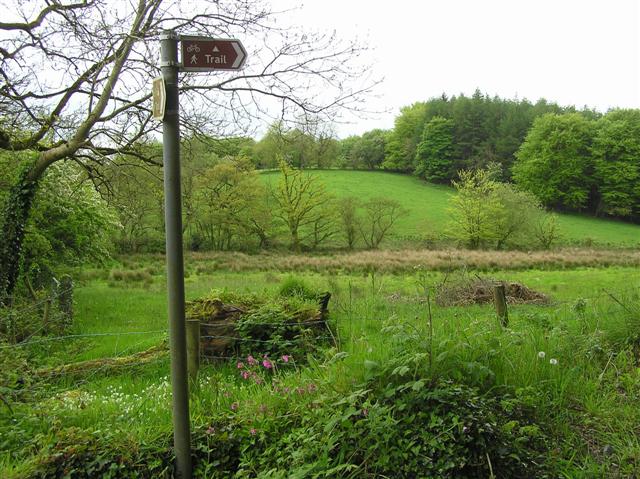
left=537, top=351, right=546, bottom=359
left=549, top=358, right=558, bottom=365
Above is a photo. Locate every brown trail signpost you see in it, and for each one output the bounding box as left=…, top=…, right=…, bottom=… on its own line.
left=159, top=30, right=246, bottom=479
left=180, top=37, right=247, bottom=71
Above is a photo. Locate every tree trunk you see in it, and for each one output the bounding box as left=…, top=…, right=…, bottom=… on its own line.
left=290, top=229, right=301, bottom=252
left=0, top=164, right=41, bottom=306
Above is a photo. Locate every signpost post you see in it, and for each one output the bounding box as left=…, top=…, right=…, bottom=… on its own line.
left=158, top=30, right=246, bottom=479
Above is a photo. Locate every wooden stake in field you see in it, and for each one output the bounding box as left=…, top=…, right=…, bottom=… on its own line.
left=493, top=283, right=508, bottom=327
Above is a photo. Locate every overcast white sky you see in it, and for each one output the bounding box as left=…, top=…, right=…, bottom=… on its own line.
left=283, top=0, right=640, bottom=137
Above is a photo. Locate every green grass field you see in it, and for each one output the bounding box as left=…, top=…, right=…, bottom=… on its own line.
left=3, top=262, right=640, bottom=477
left=3, top=253, right=640, bottom=477
left=262, top=169, right=640, bottom=247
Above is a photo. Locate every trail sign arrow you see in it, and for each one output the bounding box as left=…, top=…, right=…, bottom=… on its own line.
left=179, top=36, right=247, bottom=72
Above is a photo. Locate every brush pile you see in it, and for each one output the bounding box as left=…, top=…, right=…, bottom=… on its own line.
left=436, top=275, right=549, bottom=307
left=186, top=290, right=333, bottom=360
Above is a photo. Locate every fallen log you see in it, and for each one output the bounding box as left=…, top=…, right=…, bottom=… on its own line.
left=34, top=343, right=168, bottom=379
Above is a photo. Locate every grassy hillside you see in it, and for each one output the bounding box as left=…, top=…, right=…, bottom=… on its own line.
left=262, top=170, right=640, bottom=247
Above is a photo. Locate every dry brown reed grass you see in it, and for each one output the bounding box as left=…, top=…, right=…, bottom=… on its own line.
left=184, top=248, right=640, bottom=274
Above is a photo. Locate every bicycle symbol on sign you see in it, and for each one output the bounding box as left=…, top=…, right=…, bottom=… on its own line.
left=186, top=44, right=200, bottom=53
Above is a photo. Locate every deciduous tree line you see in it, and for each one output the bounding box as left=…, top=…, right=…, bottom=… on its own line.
left=101, top=150, right=405, bottom=253
left=513, top=110, right=640, bottom=220
left=250, top=93, right=640, bottom=223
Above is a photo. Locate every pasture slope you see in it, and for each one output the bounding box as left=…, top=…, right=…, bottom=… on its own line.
left=262, top=169, right=640, bottom=247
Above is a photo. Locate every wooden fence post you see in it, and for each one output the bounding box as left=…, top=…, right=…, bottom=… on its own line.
left=186, top=319, right=200, bottom=382
left=493, top=283, right=509, bottom=327
left=42, top=277, right=58, bottom=332
left=58, top=275, right=73, bottom=327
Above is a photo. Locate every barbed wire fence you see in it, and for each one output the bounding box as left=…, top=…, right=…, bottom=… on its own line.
left=0, top=294, right=336, bottom=410
left=0, top=274, right=74, bottom=344
left=1, top=280, right=638, bottom=414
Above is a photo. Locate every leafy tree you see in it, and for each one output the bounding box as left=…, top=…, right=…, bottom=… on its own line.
left=254, top=123, right=340, bottom=170
left=384, top=102, right=428, bottom=171
left=308, top=201, right=340, bottom=248
left=283, top=129, right=316, bottom=169
left=512, top=113, right=597, bottom=211
left=350, top=129, right=388, bottom=170
left=448, top=169, right=554, bottom=249
left=358, top=197, right=405, bottom=249
left=100, top=155, right=165, bottom=253
left=23, top=162, right=118, bottom=285
left=592, top=109, right=640, bottom=218
left=447, top=169, right=503, bottom=249
left=532, top=213, right=560, bottom=249
left=193, top=157, right=270, bottom=251
left=253, top=123, right=288, bottom=169
left=414, top=116, right=455, bottom=182
left=338, top=136, right=361, bottom=169
left=314, top=135, right=340, bottom=169
left=491, top=183, right=545, bottom=249
left=0, top=0, right=375, bottom=304
left=273, top=160, right=333, bottom=251
left=337, top=196, right=359, bottom=249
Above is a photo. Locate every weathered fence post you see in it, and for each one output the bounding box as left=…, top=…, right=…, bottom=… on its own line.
left=42, top=277, right=59, bottom=332
left=493, top=283, right=508, bottom=327
left=186, top=319, right=200, bottom=382
left=58, top=274, right=73, bottom=327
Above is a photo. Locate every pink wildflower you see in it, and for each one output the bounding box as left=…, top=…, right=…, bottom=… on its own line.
left=250, top=428, right=257, bottom=435
left=262, top=359, right=273, bottom=369
left=241, top=371, right=250, bottom=380
left=206, top=426, right=215, bottom=435
left=247, top=355, right=258, bottom=366
left=281, top=355, right=290, bottom=363
left=230, top=402, right=239, bottom=411
left=237, top=362, right=245, bottom=369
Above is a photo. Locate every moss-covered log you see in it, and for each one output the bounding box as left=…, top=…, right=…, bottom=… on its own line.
left=33, top=343, right=168, bottom=379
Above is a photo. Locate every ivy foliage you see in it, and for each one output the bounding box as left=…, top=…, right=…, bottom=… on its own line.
left=0, top=155, right=40, bottom=305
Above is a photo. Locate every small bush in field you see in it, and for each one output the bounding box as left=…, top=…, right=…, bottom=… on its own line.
left=277, top=275, right=316, bottom=300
